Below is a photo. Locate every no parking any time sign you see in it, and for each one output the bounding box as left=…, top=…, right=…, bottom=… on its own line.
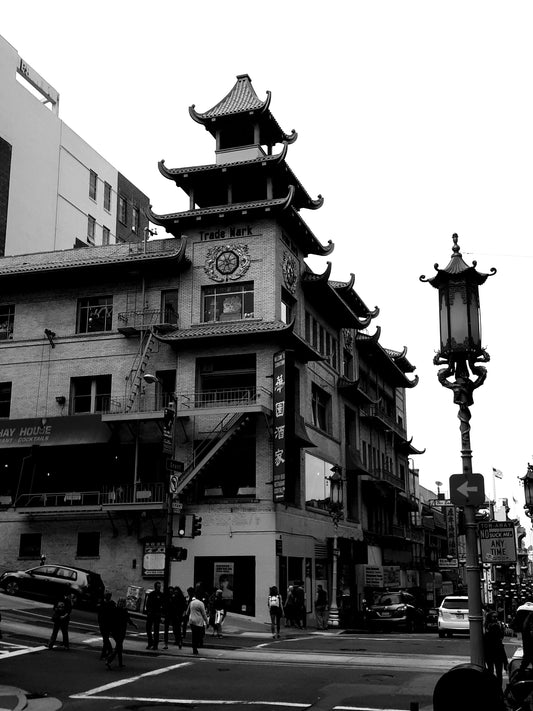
left=479, top=521, right=517, bottom=564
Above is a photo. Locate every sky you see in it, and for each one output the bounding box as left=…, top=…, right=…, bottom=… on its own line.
left=2, top=1, right=532, bottom=523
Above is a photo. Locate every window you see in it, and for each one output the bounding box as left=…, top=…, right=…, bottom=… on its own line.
left=281, top=288, right=295, bottom=325
left=161, top=289, right=179, bottom=324
left=102, top=226, right=110, bottom=245
left=71, top=375, right=111, bottom=414
left=87, top=215, right=96, bottom=245
left=77, top=296, right=113, bottom=333
left=104, top=182, right=112, bottom=211
left=19, top=533, right=41, bottom=558
left=132, top=206, right=139, bottom=233
left=305, top=453, right=335, bottom=511
left=197, top=354, right=256, bottom=403
left=0, top=304, right=15, bottom=340
left=89, top=170, right=97, bottom=200
left=77, top=531, right=100, bottom=557
left=202, top=282, right=254, bottom=322
left=311, top=383, right=331, bottom=433
left=118, top=195, right=127, bottom=225
left=0, top=382, right=11, bottom=418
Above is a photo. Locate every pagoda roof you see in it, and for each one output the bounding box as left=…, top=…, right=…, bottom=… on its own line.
left=189, top=74, right=297, bottom=145
left=329, top=274, right=379, bottom=320
left=301, top=264, right=375, bottom=329
left=154, top=318, right=323, bottom=363
left=158, top=147, right=324, bottom=212
left=356, top=328, right=419, bottom=388
left=420, top=233, right=496, bottom=289
left=0, top=238, right=189, bottom=283
left=147, top=191, right=334, bottom=258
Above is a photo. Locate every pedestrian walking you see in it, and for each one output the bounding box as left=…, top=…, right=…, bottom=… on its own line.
left=48, top=594, right=72, bottom=650
left=97, top=591, right=116, bottom=660
left=145, top=581, right=164, bottom=650
left=268, top=585, right=284, bottom=639
left=106, top=597, right=137, bottom=670
left=212, top=589, right=226, bottom=638
left=284, top=585, right=298, bottom=628
left=315, top=584, right=328, bottom=630
left=518, top=610, right=533, bottom=677
left=186, top=590, right=208, bottom=655
left=163, top=586, right=186, bottom=649
left=182, top=586, right=194, bottom=640
left=293, top=581, right=306, bottom=629
left=484, top=610, right=508, bottom=686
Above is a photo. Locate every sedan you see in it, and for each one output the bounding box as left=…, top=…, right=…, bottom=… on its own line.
left=0, top=564, right=105, bottom=607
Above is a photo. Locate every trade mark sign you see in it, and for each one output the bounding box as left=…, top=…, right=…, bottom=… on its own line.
left=479, top=521, right=517, bottom=564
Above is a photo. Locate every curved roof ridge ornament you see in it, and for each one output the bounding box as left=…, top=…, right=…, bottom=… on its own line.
left=281, top=185, right=296, bottom=210
left=369, top=306, right=380, bottom=319
left=188, top=103, right=204, bottom=125
left=370, top=325, right=381, bottom=343
left=275, top=142, right=289, bottom=164
left=404, top=374, right=419, bottom=388
left=144, top=204, right=166, bottom=227
left=309, top=194, right=324, bottom=210
left=420, top=232, right=497, bottom=286
left=260, top=90, right=272, bottom=114
left=158, top=159, right=172, bottom=180
left=282, top=129, right=298, bottom=144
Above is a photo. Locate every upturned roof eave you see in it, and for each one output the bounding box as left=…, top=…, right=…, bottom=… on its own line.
left=302, top=265, right=372, bottom=329
left=329, top=276, right=380, bottom=320
left=356, top=330, right=419, bottom=388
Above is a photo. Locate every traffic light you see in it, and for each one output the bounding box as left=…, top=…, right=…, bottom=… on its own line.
left=177, top=514, right=186, bottom=537
left=170, top=546, right=188, bottom=561
left=192, top=515, right=203, bottom=537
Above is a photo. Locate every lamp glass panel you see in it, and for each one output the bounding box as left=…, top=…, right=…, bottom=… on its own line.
left=447, top=283, right=471, bottom=352
left=438, top=290, right=450, bottom=353
left=524, top=475, right=533, bottom=507
left=467, top=287, right=482, bottom=350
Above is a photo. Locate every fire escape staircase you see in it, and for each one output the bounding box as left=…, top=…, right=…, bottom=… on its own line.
left=125, top=330, right=157, bottom=413
left=176, top=411, right=253, bottom=496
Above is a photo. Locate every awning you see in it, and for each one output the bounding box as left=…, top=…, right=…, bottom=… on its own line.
left=0, top=415, right=111, bottom=448
left=294, top=414, right=316, bottom=448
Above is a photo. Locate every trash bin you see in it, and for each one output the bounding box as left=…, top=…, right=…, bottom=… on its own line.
left=433, top=663, right=505, bottom=711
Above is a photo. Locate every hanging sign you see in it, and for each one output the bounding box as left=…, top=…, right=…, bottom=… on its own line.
left=273, top=351, right=287, bottom=502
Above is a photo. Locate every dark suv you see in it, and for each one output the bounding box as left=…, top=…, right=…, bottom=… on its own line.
left=0, top=564, right=105, bottom=607
left=367, top=591, right=426, bottom=632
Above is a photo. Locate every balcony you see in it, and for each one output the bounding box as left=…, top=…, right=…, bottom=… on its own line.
left=14, top=482, right=165, bottom=514
left=363, top=466, right=406, bottom=491
left=360, top=404, right=407, bottom=438
left=174, top=387, right=272, bottom=417
left=117, top=309, right=178, bottom=336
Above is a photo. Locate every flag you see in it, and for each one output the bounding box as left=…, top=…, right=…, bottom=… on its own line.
left=493, top=467, right=503, bottom=479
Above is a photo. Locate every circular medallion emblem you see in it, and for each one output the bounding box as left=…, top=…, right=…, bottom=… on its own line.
left=216, top=250, right=239, bottom=275
left=282, top=252, right=298, bottom=294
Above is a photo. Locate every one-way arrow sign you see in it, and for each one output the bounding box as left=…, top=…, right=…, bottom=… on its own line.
left=449, top=473, right=485, bottom=507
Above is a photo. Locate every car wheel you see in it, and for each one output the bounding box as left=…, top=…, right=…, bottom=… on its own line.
left=438, top=630, right=445, bottom=638
left=4, top=579, right=19, bottom=596
left=446, top=631, right=453, bottom=638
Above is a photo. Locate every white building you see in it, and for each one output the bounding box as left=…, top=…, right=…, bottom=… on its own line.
left=0, top=34, right=149, bottom=256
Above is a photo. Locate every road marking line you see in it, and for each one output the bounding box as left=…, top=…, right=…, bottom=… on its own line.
left=334, top=707, right=410, bottom=711
left=70, top=696, right=310, bottom=706
left=70, top=661, right=193, bottom=696
left=0, top=646, right=47, bottom=658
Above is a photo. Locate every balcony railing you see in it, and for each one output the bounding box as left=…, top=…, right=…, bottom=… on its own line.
left=103, top=392, right=175, bottom=415
left=175, top=387, right=272, bottom=411
left=14, top=482, right=165, bottom=510
left=117, top=309, right=178, bottom=331
left=360, top=404, right=407, bottom=437
left=368, top=467, right=406, bottom=491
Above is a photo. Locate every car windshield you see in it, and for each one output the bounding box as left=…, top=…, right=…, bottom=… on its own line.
left=442, top=598, right=468, bottom=610
left=374, top=593, right=402, bottom=606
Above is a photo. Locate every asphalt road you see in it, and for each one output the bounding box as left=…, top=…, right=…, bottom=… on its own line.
left=0, top=595, right=522, bottom=711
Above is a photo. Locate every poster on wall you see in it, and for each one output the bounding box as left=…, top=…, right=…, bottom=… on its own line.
left=214, top=562, right=234, bottom=604
left=142, top=540, right=165, bottom=578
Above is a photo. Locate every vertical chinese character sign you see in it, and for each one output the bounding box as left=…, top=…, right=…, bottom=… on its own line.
left=445, top=505, right=458, bottom=560
left=273, top=351, right=290, bottom=502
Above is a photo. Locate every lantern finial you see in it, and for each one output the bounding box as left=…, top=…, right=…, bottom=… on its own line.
left=452, top=233, right=460, bottom=255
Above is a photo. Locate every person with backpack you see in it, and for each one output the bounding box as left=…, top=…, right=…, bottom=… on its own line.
left=483, top=610, right=507, bottom=686
left=48, top=593, right=73, bottom=650
left=268, top=585, right=284, bottom=639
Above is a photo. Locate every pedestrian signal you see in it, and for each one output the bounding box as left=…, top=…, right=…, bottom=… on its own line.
left=170, top=546, right=188, bottom=561
left=192, top=515, right=202, bottom=537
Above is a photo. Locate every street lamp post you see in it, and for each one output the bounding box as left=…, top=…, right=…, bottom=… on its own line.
left=421, top=233, right=496, bottom=668
left=327, top=465, right=343, bottom=628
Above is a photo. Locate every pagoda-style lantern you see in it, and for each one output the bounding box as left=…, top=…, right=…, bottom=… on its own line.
left=328, top=465, right=343, bottom=510
left=421, top=234, right=495, bottom=366
left=522, top=464, right=533, bottom=518
left=326, top=465, right=343, bottom=628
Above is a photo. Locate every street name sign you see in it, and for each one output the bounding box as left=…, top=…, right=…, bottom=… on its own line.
left=172, top=500, right=183, bottom=512
left=428, top=499, right=453, bottom=507
left=449, top=473, right=485, bottom=507
left=479, top=521, right=517, bottom=563
left=438, top=557, right=459, bottom=568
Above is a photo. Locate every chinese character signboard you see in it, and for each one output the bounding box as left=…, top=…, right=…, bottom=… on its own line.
left=445, top=505, right=458, bottom=559
left=479, top=521, right=517, bottom=564
left=273, top=351, right=293, bottom=502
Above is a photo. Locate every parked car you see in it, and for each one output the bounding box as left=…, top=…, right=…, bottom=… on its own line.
left=367, top=591, right=426, bottom=632
left=438, top=595, right=469, bottom=637
left=0, top=564, right=105, bottom=608
left=425, top=607, right=439, bottom=630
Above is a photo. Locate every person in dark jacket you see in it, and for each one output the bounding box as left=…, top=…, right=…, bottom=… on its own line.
left=97, top=591, right=116, bottom=660
left=163, top=586, right=186, bottom=649
left=48, top=594, right=73, bottom=650
left=483, top=611, right=507, bottom=686
left=519, top=610, right=533, bottom=676
left=145, top=581, right=164, bottom=650
left=106, top=597, right=137, bottom=669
